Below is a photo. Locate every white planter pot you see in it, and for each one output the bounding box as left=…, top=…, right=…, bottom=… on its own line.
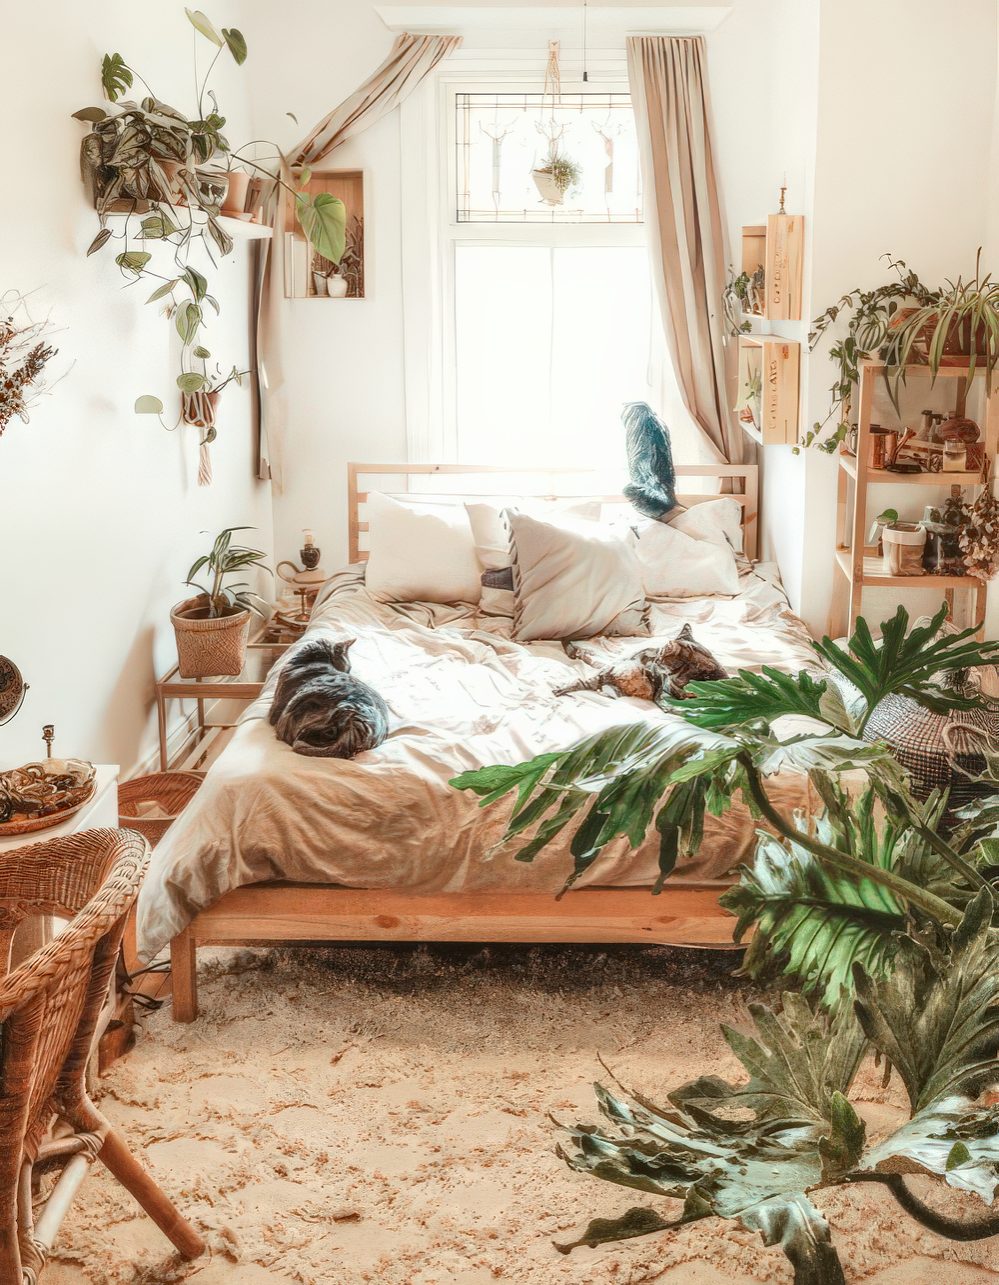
left=532, top=169, right=565, bottom=206
left=882, top=523, right=927, bottom=576
left=312, top=273, right=328, bottom=297
left=326, top=275, right=349, bottom=298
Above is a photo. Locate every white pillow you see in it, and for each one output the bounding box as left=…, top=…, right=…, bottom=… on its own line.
left=508, top=511, right=648, bottom=641
left=364, top=491, right=482, bottom=604
left=636, top=519, right=740, bottom=597
left=669, top=498, right=745, bottom=553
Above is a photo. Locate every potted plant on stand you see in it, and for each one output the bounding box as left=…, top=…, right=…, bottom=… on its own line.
left=171, top=527, right=270, bottom=677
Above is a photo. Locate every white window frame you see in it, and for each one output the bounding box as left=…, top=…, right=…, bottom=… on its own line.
left=401, top=53, right=669, bottom=464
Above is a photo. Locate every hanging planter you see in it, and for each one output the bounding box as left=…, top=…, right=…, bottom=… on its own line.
left=531, top=40, right=581, bottom=209
left=531, top=154, right=582, bottom=207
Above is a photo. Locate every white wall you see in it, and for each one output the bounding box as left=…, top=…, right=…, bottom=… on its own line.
left=0, top=0, right=272, bottom=771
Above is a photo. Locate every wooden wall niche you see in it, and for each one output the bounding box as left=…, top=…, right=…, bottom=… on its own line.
left=284, top=169, right=365, bottom=300
left=737, top=335, right=800, bottom=445
left=739, top=214, right=804, bottom=321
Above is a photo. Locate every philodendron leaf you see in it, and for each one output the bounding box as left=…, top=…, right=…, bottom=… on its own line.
left=174, top=300, right=203, bottom=345
left=115, top=250, right=152, bottom=276
left=554, top=1205, right=682, bottom=1254
left=101, top=52, right=132, bottom=102
left=185, top=8, right=224, bottom=45
left=863, top=1097, right=999, bottom=1203
left=192, top=345, right=212, bottom=359
left=296, top=192, right=346, bottom=264
left=222, top=27, right=248, bottom=63
left=72, top=106, right=108, bottom=123
left=177, top=372, right=207, bottom=393
left=853, top=889, right=999, bottom=1113
left=134, top=395, right=164, bottom=414
left=146, top=280, right=179, bottom=304
left=558, top=997, right=862, bottom=1283
left=666, top=668, right=854, bottom=735
left=87, top=228, right=113, bottom=256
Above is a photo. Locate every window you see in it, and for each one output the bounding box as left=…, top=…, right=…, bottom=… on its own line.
left=401, top=65, right=703, bottom=469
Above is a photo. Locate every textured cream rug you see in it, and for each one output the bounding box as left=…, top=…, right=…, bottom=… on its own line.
left=47, top=944, right=999, bottom=1284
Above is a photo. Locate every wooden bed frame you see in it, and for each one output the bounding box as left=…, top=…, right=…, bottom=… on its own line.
left=170, top=461, right=759, bottom=1021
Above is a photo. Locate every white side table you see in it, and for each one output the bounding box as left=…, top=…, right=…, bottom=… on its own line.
left=0, top=765, right=120, bottom=967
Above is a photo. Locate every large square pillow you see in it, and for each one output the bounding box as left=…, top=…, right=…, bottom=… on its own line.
left=635, top=518, right=740, bottom=597
left=669, top=497, right=745, bottom=552
left=364, top=491, right=482, bottom=604
left=508, top=511, right=648, bottom=641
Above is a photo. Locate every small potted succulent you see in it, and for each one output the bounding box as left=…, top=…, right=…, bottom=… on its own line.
left=171, top=527, right=270, bottom=677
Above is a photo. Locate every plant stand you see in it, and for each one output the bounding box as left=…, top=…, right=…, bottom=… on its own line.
left=832, top=359, right=999, bottom=637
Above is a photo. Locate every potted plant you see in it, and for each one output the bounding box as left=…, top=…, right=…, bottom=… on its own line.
left=733, top=365, right=762, bottom=429
left=178, top=356, right=249, bottom=442
left=171, top=527, right=270, bottom=678
left=722, top=265, right=765, bottom=336
left=924, top=494, right=971, bottom=575
left=531, top=150, right=581, bottom=206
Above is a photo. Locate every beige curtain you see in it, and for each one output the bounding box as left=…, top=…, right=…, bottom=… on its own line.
left=627, top=36, right=742, bottom=466
left=255, top=33, right=461, bottom=482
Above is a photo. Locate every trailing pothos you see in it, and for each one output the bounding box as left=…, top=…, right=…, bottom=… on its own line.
left=452, top=603, right=999, bottom=1281
left=74, top=8, right=345, bottom=463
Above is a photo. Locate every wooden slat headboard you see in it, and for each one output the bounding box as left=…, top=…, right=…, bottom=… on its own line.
left=347, top=462, right=759, bottom=563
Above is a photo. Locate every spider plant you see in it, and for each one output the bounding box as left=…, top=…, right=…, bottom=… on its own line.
left=185, top=526, right=270, bottom=618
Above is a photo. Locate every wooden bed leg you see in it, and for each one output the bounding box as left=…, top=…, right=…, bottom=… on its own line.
left=170, top=929, right=197, bottom=1023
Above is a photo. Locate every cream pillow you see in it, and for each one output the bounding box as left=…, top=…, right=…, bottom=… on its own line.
left=636, top=519, right=740, bottom=597
left=669, top=498, right=745, bottom=553
left=508, top=511, right=648, bottom=641
left=364, top=492, right=482, bottom=604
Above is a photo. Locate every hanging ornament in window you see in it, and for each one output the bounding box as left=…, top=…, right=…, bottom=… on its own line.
left=531, top=41, right=581, bottom=207
left=480, top=116, right=515, bottom=216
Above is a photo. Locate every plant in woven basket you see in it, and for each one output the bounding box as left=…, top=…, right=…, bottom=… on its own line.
left=184, top=527, right=270, bottom=619
left=453, top=604, right=999, bottom=1279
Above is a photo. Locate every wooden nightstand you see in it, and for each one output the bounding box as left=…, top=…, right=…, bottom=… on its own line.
left=155, top=636, right=290, bottom=771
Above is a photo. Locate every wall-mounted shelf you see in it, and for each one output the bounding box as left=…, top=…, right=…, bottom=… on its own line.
left=832, top=359, right=998, bottom=636
left=285, top=169, right=365, bottom=299
left=737, top=335, right=800, bottom=445
left=107, top=204, right=272, bottom=242
left=740, top=214, right=804, bottom=321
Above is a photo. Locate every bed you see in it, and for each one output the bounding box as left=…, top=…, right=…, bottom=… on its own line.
left=138, top=463, right=823, bottom=1021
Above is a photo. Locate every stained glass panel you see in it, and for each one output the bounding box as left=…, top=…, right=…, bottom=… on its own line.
left=455, top=92, right=642, bottom=224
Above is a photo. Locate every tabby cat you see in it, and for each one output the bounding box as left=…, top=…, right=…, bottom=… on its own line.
left=269, top=637, right=389, bottom=759
left=554, top=623, right=727, bottom=703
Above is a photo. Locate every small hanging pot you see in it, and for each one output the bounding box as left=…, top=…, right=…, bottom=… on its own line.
left=182, top=390, right=220, bottom=430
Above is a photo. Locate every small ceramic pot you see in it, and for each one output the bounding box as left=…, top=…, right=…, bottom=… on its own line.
left=326, top=275, right=349, bottom=298
left=222, top=169, right=251, bottom=216
left=312, top=273, right=328, bottom=297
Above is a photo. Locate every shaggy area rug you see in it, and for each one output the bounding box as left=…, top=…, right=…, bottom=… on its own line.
left=47, top=943, right=999, bottom=1284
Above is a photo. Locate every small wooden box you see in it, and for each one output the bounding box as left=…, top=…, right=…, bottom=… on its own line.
left=765, top=212, right=804, bottom=320
left=738, top=335, right=800, bottom=445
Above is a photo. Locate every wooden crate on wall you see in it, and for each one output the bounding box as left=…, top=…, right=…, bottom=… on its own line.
left=285, top=169, right=365, bottom=299
left=739, top=215, right=804, bottom=321
left=737, top=335, right=800, bottom=445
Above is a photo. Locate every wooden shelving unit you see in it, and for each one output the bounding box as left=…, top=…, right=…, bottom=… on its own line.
left=108, top=204, right=272, bottom=242
left=285, top=168, right=365, bottom=299
left=740, top=213, right=804, bottom=321
left=832, top=360, right=999, bottom=635
left=737, top=334, right=800, bottom=444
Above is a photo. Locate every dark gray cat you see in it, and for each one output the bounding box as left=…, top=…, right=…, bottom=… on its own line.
left=555, top=624, right=728, bottom=703
left=269, top=637, right=389, bottom=759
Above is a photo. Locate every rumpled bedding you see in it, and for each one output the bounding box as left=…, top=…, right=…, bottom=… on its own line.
left=136, top=562, right=823, bottom=960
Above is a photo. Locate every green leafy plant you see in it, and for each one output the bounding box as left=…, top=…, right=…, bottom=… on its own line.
left=722, top=264, right=764, bottom=336
left=734, top=364, right=762, bottom=428
left=185, top=526, right=270, bottom=618
left=556, top=896, right=999, bottom=1283
left=534, top=151, right=581, bottom=195
left=73, top=9, right=345, bottom=453
left=453, top=604, right=999, bottom=1279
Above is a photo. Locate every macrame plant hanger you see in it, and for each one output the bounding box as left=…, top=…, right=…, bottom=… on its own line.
left=531, top=41, right=576, bottom=207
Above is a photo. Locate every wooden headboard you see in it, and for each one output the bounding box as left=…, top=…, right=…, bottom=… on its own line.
left=347, top=462, right=759, bottom=563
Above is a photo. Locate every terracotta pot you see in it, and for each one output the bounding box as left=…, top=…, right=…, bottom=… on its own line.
left=222, top=170, right=251, bottom=216
left=182, top=390, right=220, bottom=430
left=171, top=595, right=250, bottom=678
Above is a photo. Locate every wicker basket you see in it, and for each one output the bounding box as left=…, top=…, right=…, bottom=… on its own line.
left=171, top=595, right=250, bottom=678
left=118, top=771, right=205, bottom=846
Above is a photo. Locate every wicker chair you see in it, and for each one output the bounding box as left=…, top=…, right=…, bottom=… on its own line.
left=0, top=827, right=204, bottom=1281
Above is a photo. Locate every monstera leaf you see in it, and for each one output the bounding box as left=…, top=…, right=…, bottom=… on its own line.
left=558, top=904, right=999, bottom=1281
left=556, top=995, right=867, bottom=1284
left=665, top=667, right=854, bottom=734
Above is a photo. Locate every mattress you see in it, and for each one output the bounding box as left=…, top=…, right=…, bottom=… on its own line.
left=136, top=562, right=824, bottom=960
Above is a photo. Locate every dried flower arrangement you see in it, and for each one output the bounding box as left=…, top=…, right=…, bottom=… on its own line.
left=0, top=292, right=61, bottom=437
left=960, top=476, right=999, bottom=581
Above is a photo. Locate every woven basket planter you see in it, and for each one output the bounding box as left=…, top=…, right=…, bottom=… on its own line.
left=118, top=771, right=205, bottom=846
left=171, top=595, right=250, bottom=678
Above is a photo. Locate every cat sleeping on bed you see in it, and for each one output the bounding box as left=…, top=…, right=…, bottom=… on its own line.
left=269, top=637, right=389, bottom=759
left=554, top=623, right=727, bottom=703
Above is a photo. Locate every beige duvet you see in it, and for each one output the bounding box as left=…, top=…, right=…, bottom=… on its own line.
left=136, top=563, right=824, bottom=960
